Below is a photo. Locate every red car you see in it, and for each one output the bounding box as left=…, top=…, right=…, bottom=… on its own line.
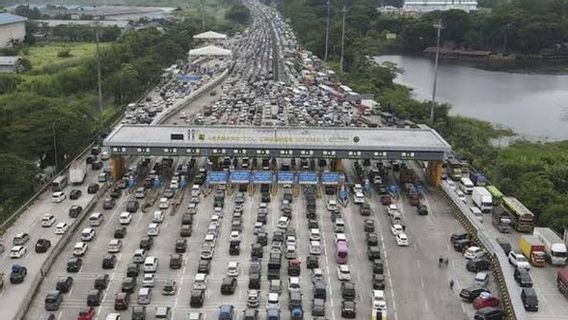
left=473, top=292, right=500, bottom=310
left=77, top=307, right=95, bottom=320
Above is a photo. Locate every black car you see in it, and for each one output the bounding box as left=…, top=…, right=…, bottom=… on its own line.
left=467, top=258, right=491, bottom=272
left=103, top=198, right=116, bottom=210
left=514, top=268, right=533, bottom=287
left=56, top=276, right=74, bottom=293
left=190, top=289, right=205, bottom=307
left=126, top=200, right=139, bottom=213
left=372, top=274, right=386, bottom=290
left=175, top=239, right=187, bottom=253
left=261, top=193, right=270, bottom=203
left=35, top=239, right=51, bottom=253
left=459, top=285, right=490, bottom=302
left=121, top=277, right=137, bottom=293
left=67, top=257, right=82, bottom=272
left=181, top=213, right=193, bottom=226
left=180, top=225, right=192, bottom=237
left=307, top=255, right=319, bottom=269
left=126, top=263, right=140, bottom=277
left=341, top=300, right=357, bottom=318
left=114, top=226, right=127, bottom=239
left=372, top=259, right=384, bottom=274
left=198, top=260, right=211, bottom=274
left=308, top=219, right=319, bottom=229
left=450, top=232, right=470, bottom=244
left=221, top=277, right=237, bottom=295
left=139, top=237, right=153, bottom=250
left=69, top=189, right=82, bottom=200
left=366, top=233, right=379, bottom=246
left=454, top=239, right=472, bottom=253
left=417, top=204, right=428, bottom=215
left=68, top=205, right=83, bottom=218
left=256, top=232, right=267, bottom=246
left=110, top=188, right=122, bottom=199
left=94, top=274, right=109, bottom=290
left=87, top=289, right=103, bottom=306
left=367, top=246, right=381, bottom=260
left=87, top=183, right=99, bottom=194
left=341, top=282, right=356, bottom=301
left=102, top=254, right=117, bottom=269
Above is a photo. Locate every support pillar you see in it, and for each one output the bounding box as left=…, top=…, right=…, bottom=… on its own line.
left=334, top=158, right=343, bottom=172
left=111, top=155, right=125, bottom=181
left=426, top=160, right=442, bottom=188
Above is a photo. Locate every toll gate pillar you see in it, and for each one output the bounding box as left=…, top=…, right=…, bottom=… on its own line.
left=427, top=160, right=442, bottom=188
left=334, top=159, right=343, bottom=172
left=111, top=155, right=125, bottom=181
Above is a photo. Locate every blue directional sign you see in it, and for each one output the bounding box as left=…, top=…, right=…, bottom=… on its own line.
left=321, top=172, right=340, bottom=185
left=230, top=171, right=250, bottom=184
left=207, top=171, right=228, bottom=185
left=252, top=171, right=273, bottom=184
left=298, top=171, right=318, bottom=185
left=277, top=171, right=295, bottom=184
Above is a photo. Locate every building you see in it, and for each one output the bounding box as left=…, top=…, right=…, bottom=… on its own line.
left=0, top=13, right=27, bottom=48
left=403, top=0, right=478, bottom=13
left=0, top=56, right=23, bottom=73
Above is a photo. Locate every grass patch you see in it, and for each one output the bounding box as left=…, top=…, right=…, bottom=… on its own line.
left=22, top=42, right=111, bottom=75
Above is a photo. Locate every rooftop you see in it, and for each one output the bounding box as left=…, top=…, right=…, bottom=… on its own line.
left=0, top=56, right=21, bottom=65
left=105, top=125, right=451, bottom=153
left=0, top=13, right=26, bottom=26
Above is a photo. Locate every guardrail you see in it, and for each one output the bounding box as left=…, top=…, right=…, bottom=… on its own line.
left=439, top=181, right=526, bottom=320
left=154, top=68, right=230, bottom=125
left=14, top=184, right=108, bottom=320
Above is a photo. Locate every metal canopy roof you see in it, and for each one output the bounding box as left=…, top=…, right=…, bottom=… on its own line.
left=104, top=125, right=451, bottom=160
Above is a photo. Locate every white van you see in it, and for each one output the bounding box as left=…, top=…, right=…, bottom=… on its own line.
left=55, top=222, right=68, bottom=235
left=143, top=257, right=158, bottom=273
left=52, top=191, right=66, bottom=203
left=147, top=223, right=160, bottom=236
left=191, top=185, right=200, bottom=197
left=152, top=211, right=164, bottom=223
left=81, top=228, right=96, bottom=241
left=107, top=239, right=122, bottom=253
left=459, top=177, right=474, bottom=195
left=119, top=212, right=132, bottom=225
left=159, top=198, right=169, bottom=209
left=89, top=212, right=104, bottom=227
left=73, top=242, right=88, bottom=256
left=41, top=214, right=56, bottom=227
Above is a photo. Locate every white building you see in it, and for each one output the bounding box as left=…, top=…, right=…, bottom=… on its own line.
left=0, top=13, right=26, bottom=48
left=403, top=0, right=478, bottom=13
left=0, top=56, right=23, bottom=73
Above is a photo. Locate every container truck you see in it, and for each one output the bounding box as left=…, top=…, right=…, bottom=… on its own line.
left=533, top=227, right=568, bottom=266
left=492, top=211, right=512, bottom=233
left=558, top=267, right=568, bottom=299
left=472, top=187, right=493, bottom=213
left=519, top=235, right=546, bottom=267
left=470, top=172, right=487, bottom=186
left=69, top=160, right=87, bottom=185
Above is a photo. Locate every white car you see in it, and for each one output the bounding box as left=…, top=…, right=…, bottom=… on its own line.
left=41, top=213, right=56, bottom=227
left=327, top=199, right=338, bottom=211
left=267, top=292, right=280, bottom=310
left=10, top=246, right=27, bottom=259
left=387, top=204, right=399, bottom=217
left=335, top=233, right=347, bottom=243
left=288, top=277, right=301, bottom=292
left=105, top=314, right=121, bottom=320
left=464, top=246, right=484, bottom=260
left=372, top=290, right=387, bottom=312
left=226, top=261, right=240, bottom=277
left=456, top=190, right=466, bottom=203
left=277, top=217, right=289, bottom=229
left=354, top=192, right=365, bottom=204
left=147, top=223, right=160, bottom=236
left=80, top=228, right=96, bottom=242
left=447, top=180, right=456, bottom=190
left=396, top=233, right=409, bottom=246
left=152, top=211, right=164, bottom=223
left=107, top=239, right=122, bottom=253
left=337, top=265, right=351, bottom=281
left=310, top=229, right=321, bottom=241
left=286, top=236, right=297, bottom=247
left=391, top=224, right=404, bottom=235
left=55, top=222, right=68, bottom=235
left=73, top=242, right=88, bottom=256
left=193, top=273, right=208, bottom=290
left=119, top=212, right=132, bottom=225
left=312, top=268, right=324, bottom=283
left=52, top=191, right=66, bottom=203
left=253, top=222, right=264, bottom=235
left=229, top=231, right=241, bottom=242
left=159, top=198, right=169, bottom=209
left=142, top=273, right=155, bottom=287
left=309, top=241, right=322, bottom=255
left=509, top=251, right=531, bottom=270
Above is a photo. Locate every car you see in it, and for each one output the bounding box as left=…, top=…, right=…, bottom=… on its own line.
left=181, top=213, right=193, bottom=225
left=307, top=255, right=319, bottom=269
left=456, top=190, right=466, bottom=203
left=126, top=200, right=139, bottom=213
left=147, top=223, right=160, bottom=236
left=309, top=229, right=321, bottom=241
left=87, top=183, right=100, bottom=194
left=104, top=313, right=121, bottom=320
left=10, top=245, right=27, bottom=258
left=69, top=205, right=83, bottom=218
left=119, top=212, right=132, bottom=225
left=87, top=289, right=103, bottom=306
left=114, top=292, right=131, bottom=311
left=417, top=204, right=428, bottom=215
left=464, top=246, right=485, bottom=260
left=152, top=211, right=165, bottom=223
left=459, top=285, right=490, bottom=302
left=103, top=198, right=116, bottom=209
left=475, top=272, right=490, bottom=287
left=337, top=265, right=351, bottom=281
left=366, top=233, right=379, bottom=246
left=121, top=277, right=137, bottom=293
left=180, top=225, right=192, bottom=237
left=107, top=239, right=122, bottom=253
left=473, top=292, right=500, bottom=310
left=155, top=306, right=171, bottom=319
left=56, top=276, right=74, bottom=293
left=69, top=189, right=82, bottom=200
left=220, top=276, right=237, bottom=295
left=372, top=274, right=386, bottom=290
left=142, top=273, right=155, bottom=287
left=367, top=246, right=381, bottom=260
left=139, top=237, right=153, bottom=250
left=247, top=289, right=260, bottom=308
left=175, top=239, right=187, bottom=253
left=193, top=273, right=208, bottom=290
left=341, top=300, right=357, bottom=318
left=364, top=219, right=375, bottom=232
left=200, top=245, right=214, bottom=260
left=9, top=265, right=27, bottom=284
left=509, top=251, right=531, bottom=270
left=77, top=307, right=95, bottom=320
left=41, top=213, right=56, bottom=227
left=52, top=191, right=66, bottom=203
left=169, top=254, right=182, bottom=269
left=67, top=257, right=82, bottom=272
left=312, top=268, right=325, bottom=284
left=114, top=226, right=127, bottom=239
left=226, top=261, right=240, bottom=277
left=514, top=268, right=533, bottom=287
left=94, top=274, right=109, bottom=290
left=467, top=258, right=491, bottom=272
left=277, top=217, right=289, bottom=229
left=35, top=239, right=51, bottom=253
left=396, top=233, right=409, bottom=246
left=230, top=231, right=241, bottom=242
left=391, top=224, right=404, bottom=235
left=190, top=289, right=205, bottom=307
left=198, top=260, right=211, bottom=274
left=310, top=241, right=322, bottom=255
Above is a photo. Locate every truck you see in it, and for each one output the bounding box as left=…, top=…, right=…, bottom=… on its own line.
left=472, top=187, right=493, bottom=213
left=470, top=172, right=487, bottom=186
left=519, top=235, right=546, bottom=267
left=558, top=267, right=568, bottom=299
left=533, top=227, right=568, bottom=266
left=492, top=211, right=512, bottom=233
left=69, top=160, right=87, bottom=185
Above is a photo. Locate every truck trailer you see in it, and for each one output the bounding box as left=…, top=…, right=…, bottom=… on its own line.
left=69, top=161, right=87, bottom=185
left=519, top=235, right=546, bottom=267
left=558, top=267, right=568, bottom=299
left=533, top=227, right=568, bottom=266
left=472, top=187, right=493, bottom=213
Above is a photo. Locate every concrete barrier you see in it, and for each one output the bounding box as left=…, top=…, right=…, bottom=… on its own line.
left=16, top=184, right=108, bottom=320
left=439, top=181, right=526, bottom=320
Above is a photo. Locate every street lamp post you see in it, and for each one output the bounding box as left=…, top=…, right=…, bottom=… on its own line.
left=340, top=5, right=346, bottom=72
left=430, top=19, right=443, bottom=124
left=324, top=0, right=330, bottom=62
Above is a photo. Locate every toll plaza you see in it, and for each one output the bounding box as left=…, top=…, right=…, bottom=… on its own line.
left=103, top=124, right=451, bottom=188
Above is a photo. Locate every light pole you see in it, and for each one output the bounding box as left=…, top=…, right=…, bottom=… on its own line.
left=339, top=5, right=346, bottom=73
left=430, top=19, right=443, bottom=124
left=324, top=0, right=330, bottom=61
left=52, top=123, right=58, bottom=170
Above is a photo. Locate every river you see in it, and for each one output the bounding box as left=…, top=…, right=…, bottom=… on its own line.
left=374, top=55, right=568, bottom=140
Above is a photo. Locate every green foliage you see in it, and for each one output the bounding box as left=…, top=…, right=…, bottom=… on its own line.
left=225, top=4, right=250, bottom=25
left=14, top=5, right=42, bottom=19
left=57, top=48, right=72, bottom=58
left=0, top=153, right=39, bottom=209
left=0, top=74, right=22, bottom=94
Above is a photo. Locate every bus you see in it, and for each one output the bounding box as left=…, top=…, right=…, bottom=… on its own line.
left=446, top=158, right=463, bottom=181
left=503, top=196, right=535, bottom=233
left=51, top=175, right=68, bottom=192
left=336, top=240, right=348, bottom=264
left=486, top=185, right=504, bottom=206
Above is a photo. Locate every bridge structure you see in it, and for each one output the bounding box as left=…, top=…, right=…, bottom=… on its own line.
left=103, top=124, right=452, bottom=186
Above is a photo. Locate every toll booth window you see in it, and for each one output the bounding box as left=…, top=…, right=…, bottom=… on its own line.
left=171, top=134, right=184, bottom=140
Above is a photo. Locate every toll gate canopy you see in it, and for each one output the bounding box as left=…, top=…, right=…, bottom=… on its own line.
left=103, top=125, right=451, bottom=160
